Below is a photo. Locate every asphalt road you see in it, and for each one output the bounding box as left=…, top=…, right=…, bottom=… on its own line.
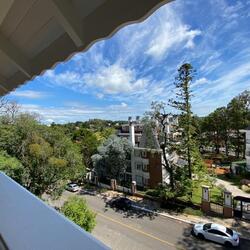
left=73, top=192, right=250, bottom=250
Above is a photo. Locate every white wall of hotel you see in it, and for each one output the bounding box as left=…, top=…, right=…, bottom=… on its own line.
left=0, top=172, right=109, bottom=250
left=240, top=128, right=250, bottom=172
left=245, top=130, right=250, bottom=171
left=128, top=118, right=169, bottom=186
left=131, top=148, right=170, bottom=186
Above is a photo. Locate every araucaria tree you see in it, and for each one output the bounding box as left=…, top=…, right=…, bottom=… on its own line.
left=91, top=135, right=132, bottom=182
left=169, top=63, right=196, bottom=179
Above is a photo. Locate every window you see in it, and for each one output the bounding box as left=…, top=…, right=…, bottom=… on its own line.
left=226, top=228, right=233, bottom=236
left=207, top=229, right=218, bottom=234
left=141, top=151, right=147, bottom=158
left=143, top=178, right=149, bottom=186
left=208, top=229, right=227, bottom=237
left=136, top=163, right=142, bottom=171
left=135, top=175, right=143, bottom=185
left=203, top=223, right=211, bottom=230
left=134, top=150, right=140, bottom=157
left=143, top=164, right=148, bottom=172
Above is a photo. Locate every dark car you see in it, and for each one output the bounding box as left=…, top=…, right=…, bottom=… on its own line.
left=108, top=197, right=132, bottom=210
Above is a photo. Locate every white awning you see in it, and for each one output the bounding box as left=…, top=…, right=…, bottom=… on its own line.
left=0, top=0, right=172, bottom=96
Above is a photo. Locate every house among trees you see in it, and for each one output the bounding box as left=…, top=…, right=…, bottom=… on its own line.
left=117, top=116, right=179, bottom=188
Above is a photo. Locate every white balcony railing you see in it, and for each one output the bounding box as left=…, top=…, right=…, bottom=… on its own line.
left=0, top=172, right=109, bottom=250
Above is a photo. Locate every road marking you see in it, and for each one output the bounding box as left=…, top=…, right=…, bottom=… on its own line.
left=96, top=212, right=184, bottom=250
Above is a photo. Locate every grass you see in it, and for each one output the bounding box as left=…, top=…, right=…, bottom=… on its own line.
left=144, top=180, right=223, bottom=206
left=179, top=180, right=223, bottom=205
left=145, top=189, right=160, bottom=197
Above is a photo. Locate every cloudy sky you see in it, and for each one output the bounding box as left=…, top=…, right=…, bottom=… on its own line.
left=6, top=0, right=250, bottom=124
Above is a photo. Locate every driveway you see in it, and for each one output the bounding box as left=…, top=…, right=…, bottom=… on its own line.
left=215, top=178, right=250, bottom=198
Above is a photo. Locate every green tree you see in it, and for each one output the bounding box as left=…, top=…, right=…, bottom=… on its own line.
left=169, top=63, right=196, bottom=179
left=0, top=150, right=24, bottom=183
left=227, top=91, right=250, bottom=158
left=92, top=135, right=132, bottom=182
left=72, top=128, right=99, bottom=168
left=0, top=113, right=85, bottom=196
left=61, top=196, right=96, bottom=232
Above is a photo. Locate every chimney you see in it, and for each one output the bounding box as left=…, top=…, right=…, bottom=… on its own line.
left=129, top=117, right=135, bottom=146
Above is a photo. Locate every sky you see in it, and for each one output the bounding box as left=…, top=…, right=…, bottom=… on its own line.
left=6, top=0, right=250, bottom=124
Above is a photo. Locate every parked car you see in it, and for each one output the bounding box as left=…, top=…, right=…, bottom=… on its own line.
left=66, top=183, right=80, bottom=192
left=107, top=197, right=132, bottom=210
left=193, top=223, right=239, bottom=247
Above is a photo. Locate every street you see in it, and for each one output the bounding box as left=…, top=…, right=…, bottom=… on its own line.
left=72, top=192, right=250, bottom=250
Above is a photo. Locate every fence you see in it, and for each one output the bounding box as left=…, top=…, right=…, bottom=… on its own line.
left=86, top=179, right=132, bottom=194
left=116, top=185, right=131, bottom=194
left=210, top=202, right=223, bottom=215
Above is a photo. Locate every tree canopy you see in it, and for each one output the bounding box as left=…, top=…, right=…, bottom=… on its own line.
left=0, top=112, right=84, bottom=196
left=61, top=196, right=96, bottom=232
left=92, top=135, right=132, bottom=182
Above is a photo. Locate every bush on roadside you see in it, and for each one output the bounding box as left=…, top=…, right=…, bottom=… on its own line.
left=183, top=207, right=203, bottom=216
left=145, top=189, right=160, bottom=197
left=61, top=196, right=96, bottom=232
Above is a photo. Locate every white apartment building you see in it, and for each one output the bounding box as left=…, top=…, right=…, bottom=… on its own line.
left=241, top=126, right=250, bottom=172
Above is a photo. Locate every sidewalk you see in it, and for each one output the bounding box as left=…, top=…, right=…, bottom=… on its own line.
left=215, top=178, right=250, bottom=198
left=101, top=190, right=250, bottom=240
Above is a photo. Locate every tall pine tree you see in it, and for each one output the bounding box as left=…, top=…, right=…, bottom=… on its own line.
left=169, top=63, right=196, bottom=179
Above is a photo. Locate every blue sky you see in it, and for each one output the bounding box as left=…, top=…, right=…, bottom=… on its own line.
left=7, top=0, right=250, bottom=124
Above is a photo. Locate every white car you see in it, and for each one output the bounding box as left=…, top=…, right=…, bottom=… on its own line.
left=66, top=183, right=80, bottom=192
left=193, top=223, right=239, bottom=247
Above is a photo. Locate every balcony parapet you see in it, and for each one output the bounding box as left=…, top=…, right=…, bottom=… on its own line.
left=0, top=172, right=109, bottom=250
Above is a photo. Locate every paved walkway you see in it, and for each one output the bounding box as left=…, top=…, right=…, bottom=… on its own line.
left=215, top=178, right=250, bottom=198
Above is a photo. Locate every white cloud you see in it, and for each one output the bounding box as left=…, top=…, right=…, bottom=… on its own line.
left=121, top=102, right=127, bottom=108
left=96, top=93, right=104, bottom=99
left=44, top=70, right=84, bottom=92
left=10, top=90, right=48, bottom=99
left=205, top=62, right=250, bottom=95
left=146, top=8, right=201, bottom=59
left=192, top=77, right=209, bottom=88
left=83, top=64, right=148, bottom=94
left=20, top=103, right=138, bottom=124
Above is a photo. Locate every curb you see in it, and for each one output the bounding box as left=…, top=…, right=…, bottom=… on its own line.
left=132, top=205, right=195, bottom=224
left=132, top=205, right=250, bottom=241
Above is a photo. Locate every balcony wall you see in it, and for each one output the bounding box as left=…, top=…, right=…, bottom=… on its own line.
left=0, top=172, right=109, bottom=250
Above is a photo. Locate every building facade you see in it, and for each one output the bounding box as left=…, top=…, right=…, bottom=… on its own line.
left=117, top=116, right=178, bottom=189
left=241, top=126, right=250, bottom=172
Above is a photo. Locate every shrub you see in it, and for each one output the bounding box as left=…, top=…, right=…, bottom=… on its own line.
left=183, top=207, right=203, bottom=216
left=145, top=189, right=160, bottom=197
left=61, top=196, right=96, bottom=232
